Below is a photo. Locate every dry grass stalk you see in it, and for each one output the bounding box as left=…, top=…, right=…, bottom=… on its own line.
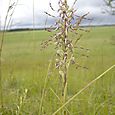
left=52, top=64, right=115, bottom=115
left=39, top=58, right=53, bottom=115
left=0, top=0, right=19, bottom=108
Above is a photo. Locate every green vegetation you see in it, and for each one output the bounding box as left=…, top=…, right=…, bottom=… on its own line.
left=0, top=26, right=115, bottom=114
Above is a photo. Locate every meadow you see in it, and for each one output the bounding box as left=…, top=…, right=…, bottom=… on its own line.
left=0, top=26, right=115, bottom=114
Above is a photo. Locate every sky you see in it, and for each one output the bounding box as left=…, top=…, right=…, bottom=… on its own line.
left=0, top=0, right=115, bottom=29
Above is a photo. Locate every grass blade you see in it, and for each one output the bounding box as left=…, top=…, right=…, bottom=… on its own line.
left=52, top=64, right=115, bottom=115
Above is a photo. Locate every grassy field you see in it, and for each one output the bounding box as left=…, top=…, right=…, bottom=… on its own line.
left=0, top=26, right=115, bottom=114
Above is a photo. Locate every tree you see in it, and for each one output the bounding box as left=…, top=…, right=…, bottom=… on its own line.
left=104, top=0, right=115, bottom=14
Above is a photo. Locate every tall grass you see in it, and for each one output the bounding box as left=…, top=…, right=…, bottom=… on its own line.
left=0, top=0, right=18, bottom=108
left=52, top=65, right=115, bottom=115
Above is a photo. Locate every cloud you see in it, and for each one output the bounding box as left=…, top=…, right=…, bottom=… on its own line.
left=0, top=0, right=115, bottom=29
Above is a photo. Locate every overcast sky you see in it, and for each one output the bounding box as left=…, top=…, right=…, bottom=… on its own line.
left=0, top=0, right=115, bottom=29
